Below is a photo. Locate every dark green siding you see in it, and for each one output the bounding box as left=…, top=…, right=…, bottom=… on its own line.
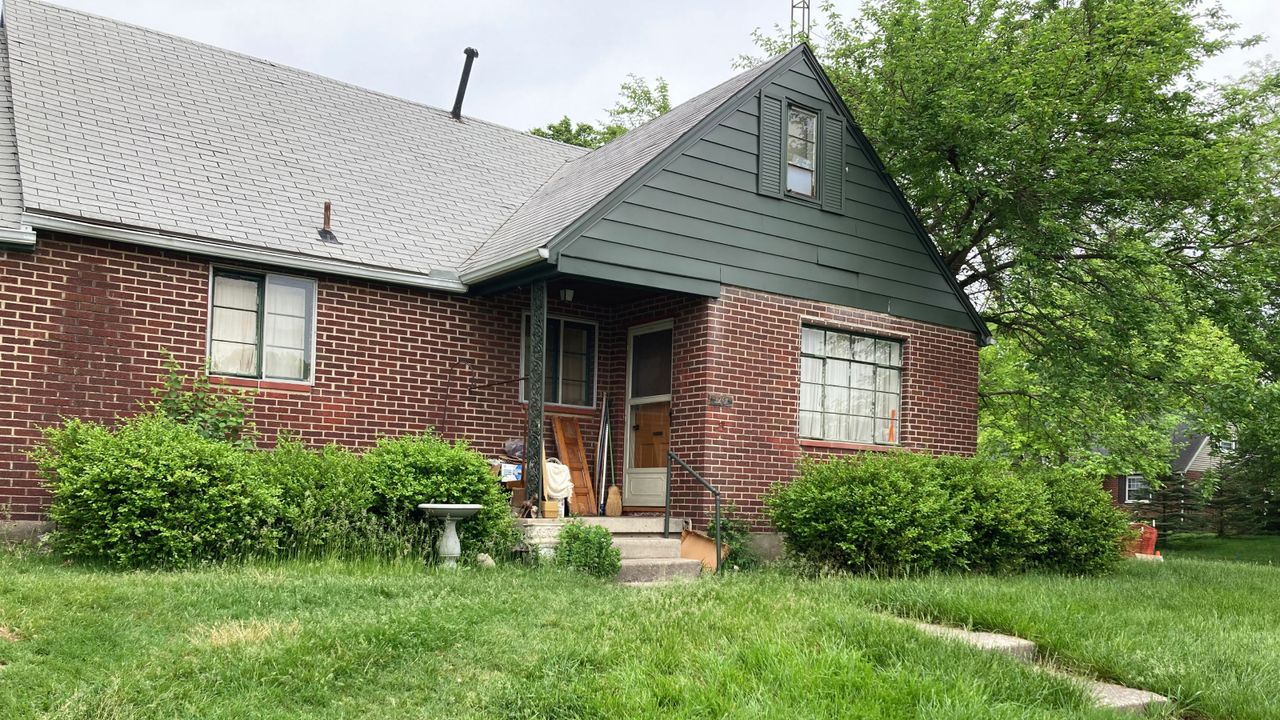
left=554, top=53, right=976, bottom=333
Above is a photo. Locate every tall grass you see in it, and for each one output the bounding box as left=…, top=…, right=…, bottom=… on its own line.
left=0, top=555, right=1124, bottom=720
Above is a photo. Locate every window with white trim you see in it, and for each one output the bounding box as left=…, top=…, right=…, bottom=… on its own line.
left=786, top=106, right=819, bottom=197
left=799, top=326, right=901, bottom=444
left=208, top=270, right=316, bottom=381
left=1125, top=475, right=1152, bottom=503
left=522, top=316, right=596, bottom=407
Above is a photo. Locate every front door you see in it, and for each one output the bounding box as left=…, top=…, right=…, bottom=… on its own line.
left=623, top=320, right=673, bottom=507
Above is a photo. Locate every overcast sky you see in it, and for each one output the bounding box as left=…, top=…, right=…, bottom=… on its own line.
left=21, top=0, right=1280, bottom=132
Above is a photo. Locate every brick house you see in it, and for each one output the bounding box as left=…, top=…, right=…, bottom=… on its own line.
left=0, top=0, right=988, bottom=532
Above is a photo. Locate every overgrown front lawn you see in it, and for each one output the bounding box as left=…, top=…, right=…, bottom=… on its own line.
left=841, top=557, right=1280, bottom=720
left=0, top=554, right=1119, bottom=720
left=1156, top=532, right=1280, bottom=565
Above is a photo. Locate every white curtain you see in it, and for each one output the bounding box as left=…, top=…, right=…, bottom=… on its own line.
left=263, top=276, right=311, bottom=380
left=210, top=275, right=259, bottom=375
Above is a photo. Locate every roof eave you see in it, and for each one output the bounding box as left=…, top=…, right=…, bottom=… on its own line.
left=458, top=247, right=549, bottom=285
left=22, top=211, right=468, bottom=292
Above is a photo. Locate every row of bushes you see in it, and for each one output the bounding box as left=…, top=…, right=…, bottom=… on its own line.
left=33, top=413, right=518, bottom=569
left=766, top=452, right=1131, bottom=575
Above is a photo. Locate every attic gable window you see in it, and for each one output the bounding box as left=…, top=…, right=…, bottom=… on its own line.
left=786, top=106, right=818, bottom=197
left=208, top=270, right=316, bottom=382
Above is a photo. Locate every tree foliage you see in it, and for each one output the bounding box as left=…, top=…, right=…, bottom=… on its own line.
left=751, top=0, right=1280, bottom=475
left=531, top=74, right=671, bottom=148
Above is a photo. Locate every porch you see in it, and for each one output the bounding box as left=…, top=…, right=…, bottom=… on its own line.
left=502, top=275, right=714, bottom=520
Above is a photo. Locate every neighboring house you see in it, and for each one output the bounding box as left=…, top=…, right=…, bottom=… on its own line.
left=1104, top=427, right=1233, bottom=514
left=0, top=0, right=988, bottom=530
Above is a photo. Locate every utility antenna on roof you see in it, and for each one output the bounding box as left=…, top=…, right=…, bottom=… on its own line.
left=791, top=0, right=811, bottom=44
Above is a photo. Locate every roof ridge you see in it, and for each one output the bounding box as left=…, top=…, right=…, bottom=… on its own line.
left=5, top=0, right=578, bottom=149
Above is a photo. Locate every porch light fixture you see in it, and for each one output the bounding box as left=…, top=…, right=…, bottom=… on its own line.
left=559, top=288, right=575, bottom=302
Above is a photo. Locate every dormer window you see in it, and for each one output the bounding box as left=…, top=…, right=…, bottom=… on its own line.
left=786, top=107, right=818, bottom=197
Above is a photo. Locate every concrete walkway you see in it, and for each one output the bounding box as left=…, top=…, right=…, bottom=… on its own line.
left=909, top=619, right=1170, bottom=715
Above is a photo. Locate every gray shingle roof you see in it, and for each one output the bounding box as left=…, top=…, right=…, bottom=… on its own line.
left=462, top=51, right=790, bottom=275
left=0, top=0, right=793, bottom=282
left=0, top=28, right=25, bottom=232
left=2, top=0, right=585, bottom=275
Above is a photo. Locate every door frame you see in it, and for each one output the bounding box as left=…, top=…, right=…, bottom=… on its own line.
left=622, top=318, right=674, bottom=508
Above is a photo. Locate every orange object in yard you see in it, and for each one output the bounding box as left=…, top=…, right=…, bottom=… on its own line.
left=1125, top=522, right=1158, bottom=556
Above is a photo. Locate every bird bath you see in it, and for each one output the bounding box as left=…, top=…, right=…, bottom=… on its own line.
left=417, top=504, right=484, bottom=568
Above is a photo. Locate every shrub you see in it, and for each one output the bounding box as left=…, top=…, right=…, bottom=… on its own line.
left=936, top=456, right=1050, bottom=574
left=766, top=453, right=970, bottom=574
left=32, top=414, right=279, bottom=568
left=555, top=521, right=621, bottom=579
left=147, top=354, right=256, bottom=446
left=364, top=433, right=518, bottom=559
left=766, top=452, right=1127, bottom=575
left=248, top=437, right=375, bottom=557
left=1035, top=467, right=1132, bottom=574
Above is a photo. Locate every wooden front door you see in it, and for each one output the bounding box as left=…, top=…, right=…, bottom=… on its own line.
left=623, top=320, right=673, bottom=507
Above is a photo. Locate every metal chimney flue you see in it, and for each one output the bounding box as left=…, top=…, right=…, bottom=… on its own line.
left=451, top=48, right=479, bottom=120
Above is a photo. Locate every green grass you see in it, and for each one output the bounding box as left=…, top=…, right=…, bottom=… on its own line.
left=0, top=553, right=1123, bottom=720
left=1156, top=532, right=1280, bottom=565
left=4, top=550, right=1274, bottom=719
left=840, top=557, right=1280, bottom=720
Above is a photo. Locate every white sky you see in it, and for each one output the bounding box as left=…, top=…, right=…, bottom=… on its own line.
left=15, top=0, right=1280, bottom=132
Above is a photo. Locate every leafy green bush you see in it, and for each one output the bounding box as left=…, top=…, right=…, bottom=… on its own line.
left=364, top=433, right=518, bottom=558
left=555, top=521, right=621, bottom=579
left=32, top=414, right=279, bottom=568
left=766, top=452, right=1126, bottom=575
left=936, top=456, right=1050, bottom=574
left=766, top=453, right=969, bottom=574
left=147, top=354, right=256, bottom=446
left=248, top=437, right=376, bottom=556
left=1035, top=467, right=1132, bottom=574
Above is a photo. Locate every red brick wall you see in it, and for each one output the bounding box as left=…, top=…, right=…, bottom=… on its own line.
left=678, top=287, right=980, bottom=529
left=0, top=233, right=614, bottom=520
left=1, top=234, right=981, bottom=527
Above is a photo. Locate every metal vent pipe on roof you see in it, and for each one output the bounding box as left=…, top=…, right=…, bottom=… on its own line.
left=451, top=48, right=479, bottom=120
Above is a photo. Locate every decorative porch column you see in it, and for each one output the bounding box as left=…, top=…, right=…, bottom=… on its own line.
left=524, top=280, right=546, bottom=503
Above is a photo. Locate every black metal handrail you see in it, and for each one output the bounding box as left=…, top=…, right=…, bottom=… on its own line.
left=663, top=450, right=723, bottom=573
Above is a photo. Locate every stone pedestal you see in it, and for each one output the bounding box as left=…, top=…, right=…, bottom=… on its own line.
left=520, top=518, right=567, bottom=559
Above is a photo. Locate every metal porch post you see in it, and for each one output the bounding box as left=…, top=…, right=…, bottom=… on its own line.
left=525, top=280, right=546, bottom=505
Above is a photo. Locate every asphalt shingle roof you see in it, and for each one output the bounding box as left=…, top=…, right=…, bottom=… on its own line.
left=1, top=0, right=585, bottom=275
left=0, top=28, right=24, bottom=232
left=0, top=0, right=789, bottom=282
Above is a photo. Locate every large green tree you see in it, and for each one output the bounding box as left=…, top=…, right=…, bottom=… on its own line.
left=750, top=0, right=1280, bottom=477
left=531, top=75, right=671, bottom=148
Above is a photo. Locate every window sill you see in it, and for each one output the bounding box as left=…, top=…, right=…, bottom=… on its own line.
left=210, top=375, right=313, bottom=394
left=799, top=438, right=899, bottom=452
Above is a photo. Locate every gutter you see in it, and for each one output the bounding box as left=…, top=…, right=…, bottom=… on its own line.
left=21, top=211, right=469, bottom=293
left=459, top=247, right=549, bottom=285
left=0, top=224, right=36, bottom=248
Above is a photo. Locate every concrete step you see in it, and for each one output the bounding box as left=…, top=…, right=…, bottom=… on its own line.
left=911, top=622, right=1036, bottom=661
left=616, top=557, right=703, bottom=583
left=1046, top=670, right=1171, bottom=715
left=578, top=516, right=683, bottom=535
left=613, top=535, right=682, bottom=560
left=908, top=619, right=1169, bottom=715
